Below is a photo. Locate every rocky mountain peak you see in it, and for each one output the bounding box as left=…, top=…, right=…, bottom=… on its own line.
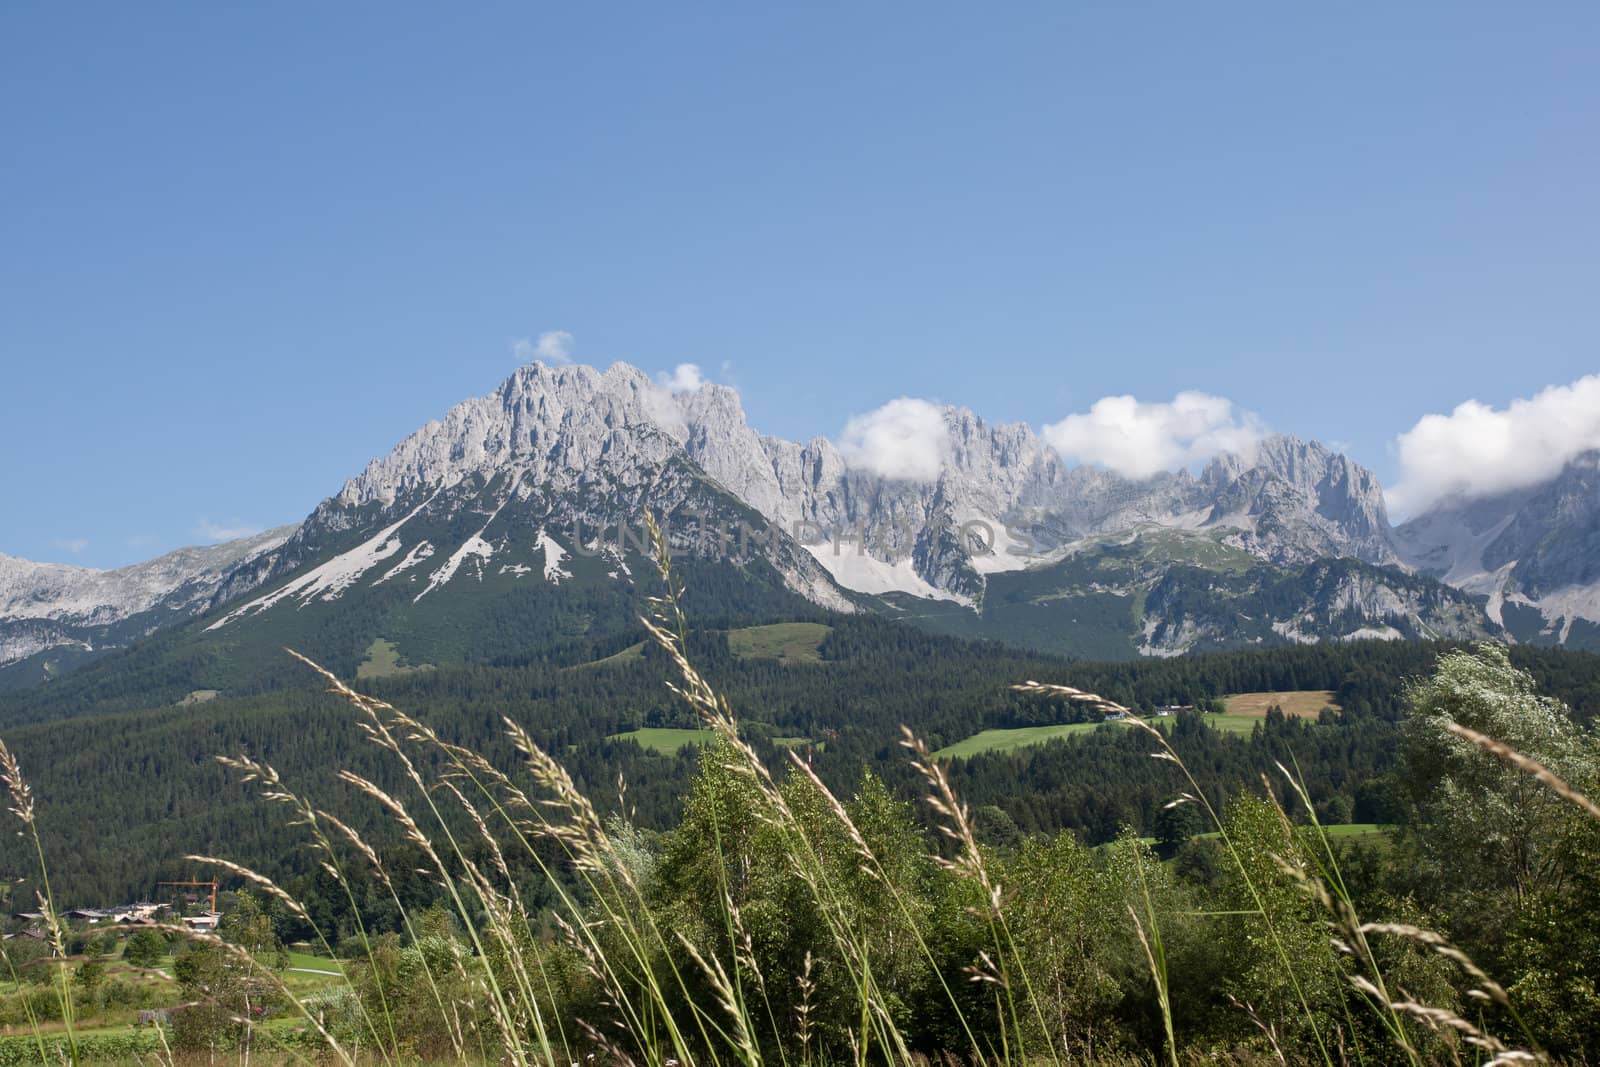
left=317, top=364, right=1402, bottom=578
left=334, top=361, right=691, bottom=509
left=1197, top=434, right=1398, bottom=566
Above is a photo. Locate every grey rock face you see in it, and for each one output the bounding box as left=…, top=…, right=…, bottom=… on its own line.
left=1481, top=452, right=1600, bottom=593
left=1198, top=436, right=1398, bottom=567
left=333, top=363, right=691, bottom=510
left=678, top=386, right=1403, bottom=594
left=263, top=361, right=1418, bottom=630
left=8, top=359, right=1533, bottom=667
left=1397, top=451, right=1600, bottom=642
left=0, top=527, right=295, bottom=665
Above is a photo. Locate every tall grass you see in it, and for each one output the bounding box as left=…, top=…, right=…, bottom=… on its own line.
left=0, top=517, right=1590, bottom=1065
left=0, top=738, right=76, bottom=1065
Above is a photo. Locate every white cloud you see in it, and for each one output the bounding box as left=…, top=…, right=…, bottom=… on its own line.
left=514, top=330, right=574, bottom=364
left=658, top=363, right=706, bottom=394
left=51, top=537, right=88, bottom=556
left=1042, top=392, right=1264, bottom=479
left=1387, top=374, right=1600, bottom=516
left=195, top=519, right=261, bottom=542
left=838, top=398, right=948, bottom=481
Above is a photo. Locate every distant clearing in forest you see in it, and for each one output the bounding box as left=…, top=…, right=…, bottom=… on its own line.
left=1223, top=689, right=1340, bottom=718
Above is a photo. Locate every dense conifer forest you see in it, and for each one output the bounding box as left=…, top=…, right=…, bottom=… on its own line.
left=4, top=610, right=1598, bottom=908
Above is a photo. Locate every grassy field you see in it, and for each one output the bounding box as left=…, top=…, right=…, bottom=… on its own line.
left=575, top=625, right=831, bottom=671
left=934, top=720, right=1122, bottom=758
left=935, top=708, right=1283, bottom=758
left=283, top=950, right=343, bottom=973
left=574, top=641, right=647, bottom=669
left=1192, top=823, right=1392, bottom=844
left=1223, top=689, right=1340, bottom=717
left=356, top=638, right=435, bottom=680
left=727, top=622, right=831, bottom=664
left=280, top=950, right=345, bottom=992
left=0, top=948, right=349, bottom=1038
left=1319, top=822, right=1392, bottom=839
left=607, top=727, right=717, bottom=754
left=1196, top=712, right=1261, bottom=736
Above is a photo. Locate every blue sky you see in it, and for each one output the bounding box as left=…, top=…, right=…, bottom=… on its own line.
left=4, top=3, right=1597, bottom=567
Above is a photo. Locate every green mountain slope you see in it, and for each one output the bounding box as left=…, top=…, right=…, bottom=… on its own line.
left=0, top=465, right=844, bottom=725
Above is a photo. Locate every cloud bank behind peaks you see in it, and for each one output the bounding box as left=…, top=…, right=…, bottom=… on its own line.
left=1387, top=374, right=1600, bottom=516
left=1043, top=392, right=1264, bottom=479
left=839, top=398, right=948, bottom=481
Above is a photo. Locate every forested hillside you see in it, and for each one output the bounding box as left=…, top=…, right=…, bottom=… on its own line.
left=7, top=619, right=1598, bottom=1063
left=5, top=607, right=1599, bottom=906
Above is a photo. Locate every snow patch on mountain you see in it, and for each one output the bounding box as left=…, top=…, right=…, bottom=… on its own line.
left=805, top=545, right=968, bottom=605
left=1342, top=625, right=1404, bottom=642
left=956, top=512, right=1037, bottom=576
left=1140, top=617, right=1201, bottom=657
left=375, top=541, right=435, bottom=585
left=535, top=530, right=571, bottom=584
left=1270, top=620, right=1318, bottom=645
left=416, top=501, right=505, bottom=602
left=209, top=502, right=432, bottom=628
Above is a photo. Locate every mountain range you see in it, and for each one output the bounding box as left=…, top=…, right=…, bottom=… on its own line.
left=0, top=527, right=293, bottom=677
left=2, top=361, right=1594, bottom=697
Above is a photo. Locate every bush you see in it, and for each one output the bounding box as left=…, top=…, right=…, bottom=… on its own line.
left=0, top=1031, right=167, bottom=1064
left=122, top=928, right=167, bottom=967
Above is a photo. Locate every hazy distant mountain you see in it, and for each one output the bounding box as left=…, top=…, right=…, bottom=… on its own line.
left=1397, top=451, right=1600, bottom=651
left=0, top=527, right=294, bottom=674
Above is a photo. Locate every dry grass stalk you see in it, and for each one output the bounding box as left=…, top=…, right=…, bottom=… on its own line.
left=0, top=738, right=36, bottom=827
left=1226, top=995, right=1288, bottom=1066
left=899, top=727, right=999, bottom=912
left=0, top=738, right=79, bottom=1058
